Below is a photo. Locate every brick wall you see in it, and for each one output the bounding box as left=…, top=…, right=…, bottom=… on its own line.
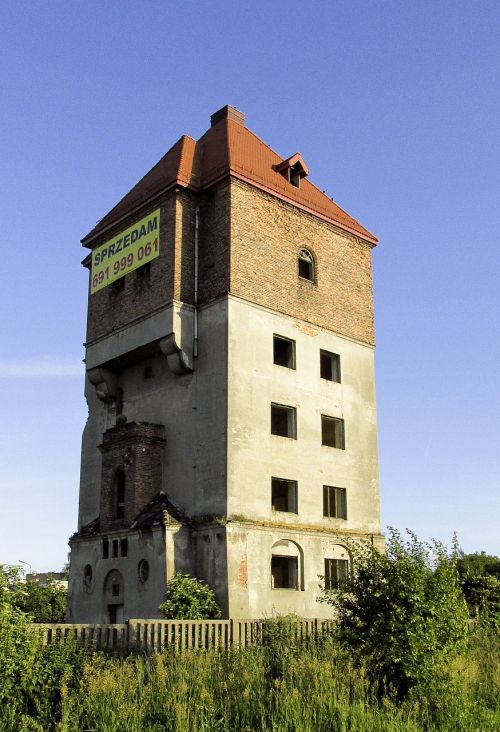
left=99, top=421, right=165, bottom=531
left=198, top=181, right=231, bottom=305
left=229, top=181, right=375, bottom=345
left=85, top=194, right=176, bottom=344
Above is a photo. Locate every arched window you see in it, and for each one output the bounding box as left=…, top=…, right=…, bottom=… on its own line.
left=114, top=469, right=126, bottom=519
left=83, top=564, right=93, bottom=588
left=271, top=539, right=304, bottom=590
left=298, top=248, right=314, bottom=281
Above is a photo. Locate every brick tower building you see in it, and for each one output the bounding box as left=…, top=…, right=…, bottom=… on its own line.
left=68, top=106, right=383, bottom=623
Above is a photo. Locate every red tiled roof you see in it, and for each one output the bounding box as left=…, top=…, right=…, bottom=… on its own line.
left=82, top=109, right=377, bottom=246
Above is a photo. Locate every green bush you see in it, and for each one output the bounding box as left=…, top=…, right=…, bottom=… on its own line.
left=158, top=572, right=222, bottom=620
left=457, top=551, right=500, bottom=627
left=320, top=529, right=469, bottom=700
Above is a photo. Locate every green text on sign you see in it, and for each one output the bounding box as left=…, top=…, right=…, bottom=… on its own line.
left=90, top=208, right=160, bottom=294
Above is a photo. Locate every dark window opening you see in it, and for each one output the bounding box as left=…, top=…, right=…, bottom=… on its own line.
left=102, top=539, right=109, bottom=559
left=138, top=559, right=149, bottom=583
left=112, top=582, right=120, bottom=597
left=273, top=335, right=295, bottom=369
left=272, top=478, right=298, bottom=513
left=324, top=558, right=349, bottom=589
left=144, top=365, right=153, bottom=379
left=271, top=403, right=297, bottom=438
left=120, top=538, right=128, bottom=557
left=323, top=486, right=347, bottom=519
left=115, top=469, right=125, bottom=519
left=111, top=277, right=125, bottom=294
left=288, top=166, right=301, bottom=188
left=83, top=564, right=92, bottom=587
left=320, top=350, right=341, bottom=382
left=136, top=262, right=151, bottom=280
left=321, top=416, right=345, bottom=449
left=272, top=555, right=298, bottom=589
left=298, top=248, right=314, bottom=281
left=112, top=539, right=119, bottom=558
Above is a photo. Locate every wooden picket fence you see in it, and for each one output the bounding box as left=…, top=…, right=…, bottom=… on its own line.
left=35, top=617, right=335, bottom=653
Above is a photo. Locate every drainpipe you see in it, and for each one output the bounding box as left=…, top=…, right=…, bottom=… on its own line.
left=194, top=207, right=200, bottom=359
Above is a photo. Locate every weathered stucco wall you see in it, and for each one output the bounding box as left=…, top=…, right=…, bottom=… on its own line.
left=225, top=295, right=381, bottom=618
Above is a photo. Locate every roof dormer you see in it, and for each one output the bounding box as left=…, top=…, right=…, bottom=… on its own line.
left=274, top=153, right=309, bottom=189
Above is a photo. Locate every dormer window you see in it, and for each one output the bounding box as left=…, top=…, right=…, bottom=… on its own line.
left=274, top=153, right=309, bottom=190
left=298, top=248, right=314, bottom=281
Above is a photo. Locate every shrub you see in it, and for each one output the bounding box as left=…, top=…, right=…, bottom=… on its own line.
left=320, top=529, right=469, bottom=700
left=158, top=572, right=222, bottom=619
left=457, top=551, right=500, bottom=628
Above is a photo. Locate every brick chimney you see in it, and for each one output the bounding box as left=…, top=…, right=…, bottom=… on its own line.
left=210, top=105, right=245, bottom=127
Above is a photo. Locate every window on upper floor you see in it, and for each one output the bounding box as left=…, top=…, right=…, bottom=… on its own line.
left=114, top=469, right=126, bottom=519
left=298, top=248, right=314, bottom=281
left=120, top=538, right=128, bottom=557
left=112, top=539, right=119, bottom=558
left=320, top=350, right=341, bottom=382
left=323, top=486, right=347, bottom=519
left=111, top=277, right=125, bottom=294
left=271, top=403, right=297, bottom=439
left=102, top=539, right=109, bottom=559
left=272, top=478, right=298, bottom=513
left=273, top=335, right=295, bottom=369
left=321, top=415, right=345, bottom=449
left=324, top=558, right=349, bottom=590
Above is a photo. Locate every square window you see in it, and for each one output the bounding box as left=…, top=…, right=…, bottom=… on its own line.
left=273, top=335, right=295, bottom=369
left=272, top=478, right=298, bottom=513
left=324, top=558, right=349, bottom=589
left=321, top=415, right=345, bottom=449
left=271, top=403, right=297, bottom=438
left=111, top=277, right=125, bottom=294
left=320, top=350, right=341, bottom=382
left=323, top=486, right=347, bottom=519
left=272, top=555, right=298, bottom=589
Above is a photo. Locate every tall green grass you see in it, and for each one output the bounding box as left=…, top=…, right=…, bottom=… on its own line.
left=1, top=627, right=498, bottom=731
left=59, top=629, right=498, bottom=732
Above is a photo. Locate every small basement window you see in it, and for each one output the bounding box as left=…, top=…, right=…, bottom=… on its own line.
left=271, top=403, right=297, bottom=439
left=272, top=478, right=298, bottom=513
left=324, top=558, right=349, bottom=590
left=323, top=486, right=347, bottom=519
left=273, top=335, right=295, bottom=369
left=320, top=350, right=341, bottom=382
left=272, top=555, right=298, bottom=589
left=321, top=415, right=345, bottom=449
left=298, top=248, right=314, bottom=281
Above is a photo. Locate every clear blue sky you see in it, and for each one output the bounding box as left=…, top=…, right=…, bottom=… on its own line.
left=1, top=1, right=498, bottom=572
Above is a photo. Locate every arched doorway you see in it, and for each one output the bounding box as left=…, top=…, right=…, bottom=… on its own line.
left=103, top=569, right=125, bottom=623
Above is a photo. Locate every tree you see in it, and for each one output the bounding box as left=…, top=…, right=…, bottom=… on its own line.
left=320, top=529, right=469, bottom=700
left=159, top=572, right=222, bottom=620
left=457, top=551, right=500, bottom=627
left=13, top=578, right=67, bottom=623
